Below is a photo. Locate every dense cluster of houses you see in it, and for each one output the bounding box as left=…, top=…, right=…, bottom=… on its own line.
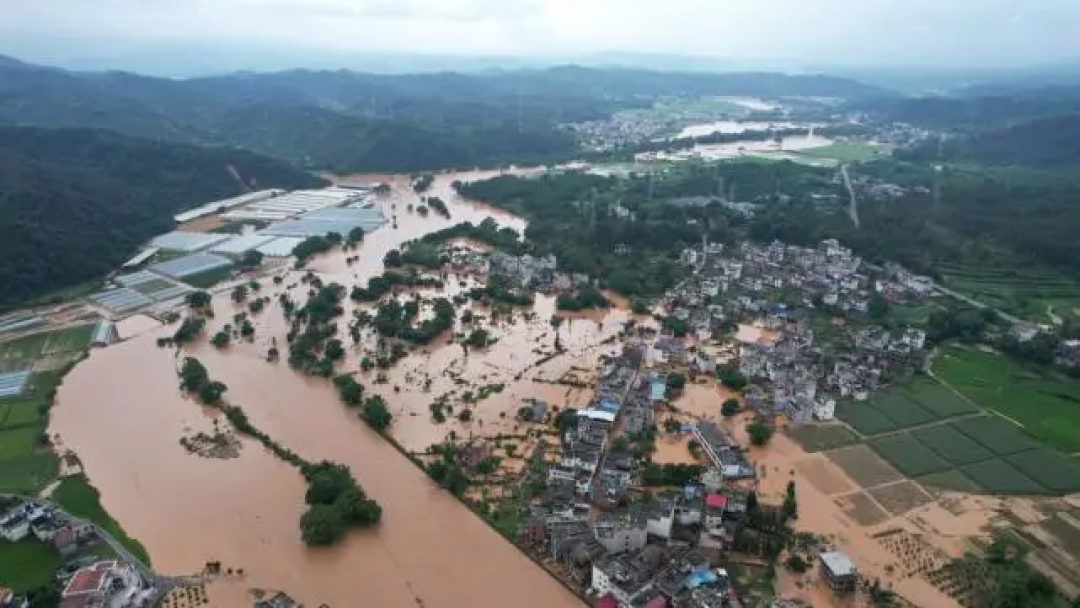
left=663, top=239, right=932, bottom=423
left=488, top=251, right=591, bottom=293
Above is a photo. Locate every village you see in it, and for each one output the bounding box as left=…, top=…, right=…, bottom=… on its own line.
left=429, top=234, right=940, bottom=608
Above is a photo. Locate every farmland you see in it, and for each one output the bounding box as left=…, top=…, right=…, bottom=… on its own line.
left=797, top=141, right=891, bottom=162
left=0, top=326, right=94, bottom=493
left=814, top=369, right=1080, bottom=496
left=937, top=263, right=1080, bottom=324
left=933, top=345, right=1080, bottom=453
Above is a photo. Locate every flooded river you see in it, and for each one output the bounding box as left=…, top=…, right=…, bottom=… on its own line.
left=51, top=170, right=619, bottom=607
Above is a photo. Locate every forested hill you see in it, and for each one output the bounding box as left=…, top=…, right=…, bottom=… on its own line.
left=0, top=127, right=323, bottom=307
left=897, top=115, right=1080, bottom=168
left=0, top=55, right=890, bottom=172
left=856, top=86, right=1080, bottom=130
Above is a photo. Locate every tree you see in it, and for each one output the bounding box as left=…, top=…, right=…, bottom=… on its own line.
left=186, top=291, right=212, bottom=309
left=555, top=408, right=579, bottom=435
left=211, top=331, right=231, bottom=348
left=463, top=328, right=492, bottom=347
left=457, top=409, right=473, bottom=422
left=663, top=418, right=682, bottom=434
left=239, top=249, right=264, bottom=269
left=717, top=367, right=748, bottom=391
left=300, top=503, right=347, bottom=546
left=346, top=227, right=365, bottom=245
left=785, top=554, right=810, bottom=573
left=361, top=395, right=393, bottom=431
left=746, top=420, right=774, bottom=446
left=721, top=398, right=740, bottom=417
left=783, top=480, right=798, bottom=520
left=666, top=373, right=687, bottom=392
left=231, top=285, right=248, bottom=303
left=334, top=485, right=382, bottom=526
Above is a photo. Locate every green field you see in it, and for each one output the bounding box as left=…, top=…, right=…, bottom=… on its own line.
left=933, top=346, right=1080, bottom=452
left=937, top=263, right=1080, bottom=323
left=950, top=416, right=1041, bottom=455
left=182, top=266, right=234, bottom=289
left=868, top=391, right=939, bottom=428
left=53, top=475, right=150, bottom=565
left=869, top=435, right=951, bottom=477
left=0, top=371, right=67, bottom=492
left=798, top=141, right=891, bottom=162
left=787, top=423, right=862, bottom=452
left=1005, top=450, right=1080, bottom=493
left=912, top=425, right=994, bottom=465
left=904, top=379, right=979, bottom=417
left=836, top=402, right=896, bottom=436
left=0, top=540, right=62, bottom=591
left=916, top=469, right=983, bottom=493
left=0, top=325, right=94, bottom=371
left=960, top=459, right=1046, bottom=495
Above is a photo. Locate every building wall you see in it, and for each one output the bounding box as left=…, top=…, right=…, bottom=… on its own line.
left=646, top=512, right=673, bottom=539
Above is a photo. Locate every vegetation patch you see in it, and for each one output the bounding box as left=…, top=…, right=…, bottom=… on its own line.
left=960, top=459, right=1046, bottom=495
left=869, top=434, right=952, bottom=477
left=0, top=539, right=62, bottom=592
left=903, top=378, right=980, bottom=417
left=934, top=346, right=1080, bottom=453
left=825, top=444, right=902, bottom=489
left=915, top=469, right=983, bottom=494
left=798, top=141, right=890, bottom=162
left=866, top=390, right=939, bottom=429
left=836, top=402, right=897, bottom=436
left=786, top=423, right=861, bottom=452
left=1004, top=450, right=1080, bottom=494
left=911, top=424, right=995, bottom=466
left=53, top=474, right=151, bottom=565
left=951, top=416, right=1041, bottom=456
left=866, top=480, right=935, bottom=516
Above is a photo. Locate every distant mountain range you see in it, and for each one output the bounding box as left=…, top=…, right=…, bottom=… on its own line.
left=0, top=54, right=894, bottom=173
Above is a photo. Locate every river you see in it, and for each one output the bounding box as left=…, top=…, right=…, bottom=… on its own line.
left=50, top=170, right=625, bottom=607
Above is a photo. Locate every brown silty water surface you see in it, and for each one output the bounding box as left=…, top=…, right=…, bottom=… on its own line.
left=51, top=171, right=601, bottom=607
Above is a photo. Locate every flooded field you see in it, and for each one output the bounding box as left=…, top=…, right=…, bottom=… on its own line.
left=676, top=120, right=818, bottom=139
left=51, top=170, right=603, bottom=607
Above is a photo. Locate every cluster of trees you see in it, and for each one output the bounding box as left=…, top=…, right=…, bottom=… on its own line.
left=383, top=241, right=444, bottom=269
left=412, top=173, right=434, bottom=192
left=419, top=218, right=524, bottom=253
left=555, top=285, right=610, bottom=311
left=177, top=357, right=227, bottom=405
left=900, top=115, right=1080, bottom=168
left=292, top=234, right=337, bottom=266
left=349, top=270, right=443, bottom=302
left=0, top=126, right=322, bottom=307
left=166, top=317, right=207, bottom=346
left=746, top=420, right=774, bottom=446
left=299, top=461, right=382, bottom=546
left=286, top=283, right=346, bottom=377
left=369, top=297, right=456, bottom=344
left=640, top=462, right=705, bottom=487
left=425, top=443, right=471, bottom=496
left=716, top=366, right=748, bottom=391
left=426, top=196, right=450, bottom=218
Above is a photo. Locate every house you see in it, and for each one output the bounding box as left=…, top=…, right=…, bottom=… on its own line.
left=0, top=514, right=28, bottom=542
left=0, top=587, right=13, bottom=607
left=592, top=512, right=648, bottom=554
left=54, top=525, right=78, bottom=557
left=61, top=560, right=124, bottom=605
left=645, top=498, right=675, bottom=539
left=591, top=554, right=654, bottom=606
left=594, top=594, right=619, bottom=608
left=819, top=551, right=858, bottom=595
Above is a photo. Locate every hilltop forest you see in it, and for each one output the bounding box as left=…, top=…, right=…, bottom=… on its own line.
left=0, top=127, right=323, bottom=307
left=0, top=56, right=890, bottom=173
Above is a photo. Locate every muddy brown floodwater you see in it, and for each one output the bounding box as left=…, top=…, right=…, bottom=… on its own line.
left=51, top=170, right=601, bottom=608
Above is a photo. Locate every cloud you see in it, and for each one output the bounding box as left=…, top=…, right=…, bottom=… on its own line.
left=1, top=0, right=1078, bottom=68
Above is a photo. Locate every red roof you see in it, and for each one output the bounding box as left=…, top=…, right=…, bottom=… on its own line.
left=54, top=525, right=76, bottom=547
left=706, top=493, right=728, bottom=509
left=645, top=598, right=668, bottom=608
left=594, top=593, right=619, bottom=608
left=63, top=561, right=116, bottom=597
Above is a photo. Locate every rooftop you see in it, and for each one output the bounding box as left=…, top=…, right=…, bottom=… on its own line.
left=63, top=560, right=117, bottom=597
left=819, top=551, right=857, bottom=577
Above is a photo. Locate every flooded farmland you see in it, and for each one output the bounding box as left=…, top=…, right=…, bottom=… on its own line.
left=50, top=170, right=611, bottom=607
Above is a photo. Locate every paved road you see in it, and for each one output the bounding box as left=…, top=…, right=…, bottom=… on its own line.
left=840, top=164, right=860, bottom=229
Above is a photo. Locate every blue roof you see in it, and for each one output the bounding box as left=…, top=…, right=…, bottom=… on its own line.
left=650, top=380, right=666, bottom=401
left=686, top=567, right=717, bottom=589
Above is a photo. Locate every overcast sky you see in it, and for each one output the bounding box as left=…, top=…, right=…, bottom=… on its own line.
left=1, top=0, right=1078, bottom=72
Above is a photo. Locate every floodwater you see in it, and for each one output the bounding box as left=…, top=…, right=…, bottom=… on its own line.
left=642, top=132, right=832, bottom=163
left=51, top=170, right=613, bottom=608
left=676, top=120, right=817, bottom=140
